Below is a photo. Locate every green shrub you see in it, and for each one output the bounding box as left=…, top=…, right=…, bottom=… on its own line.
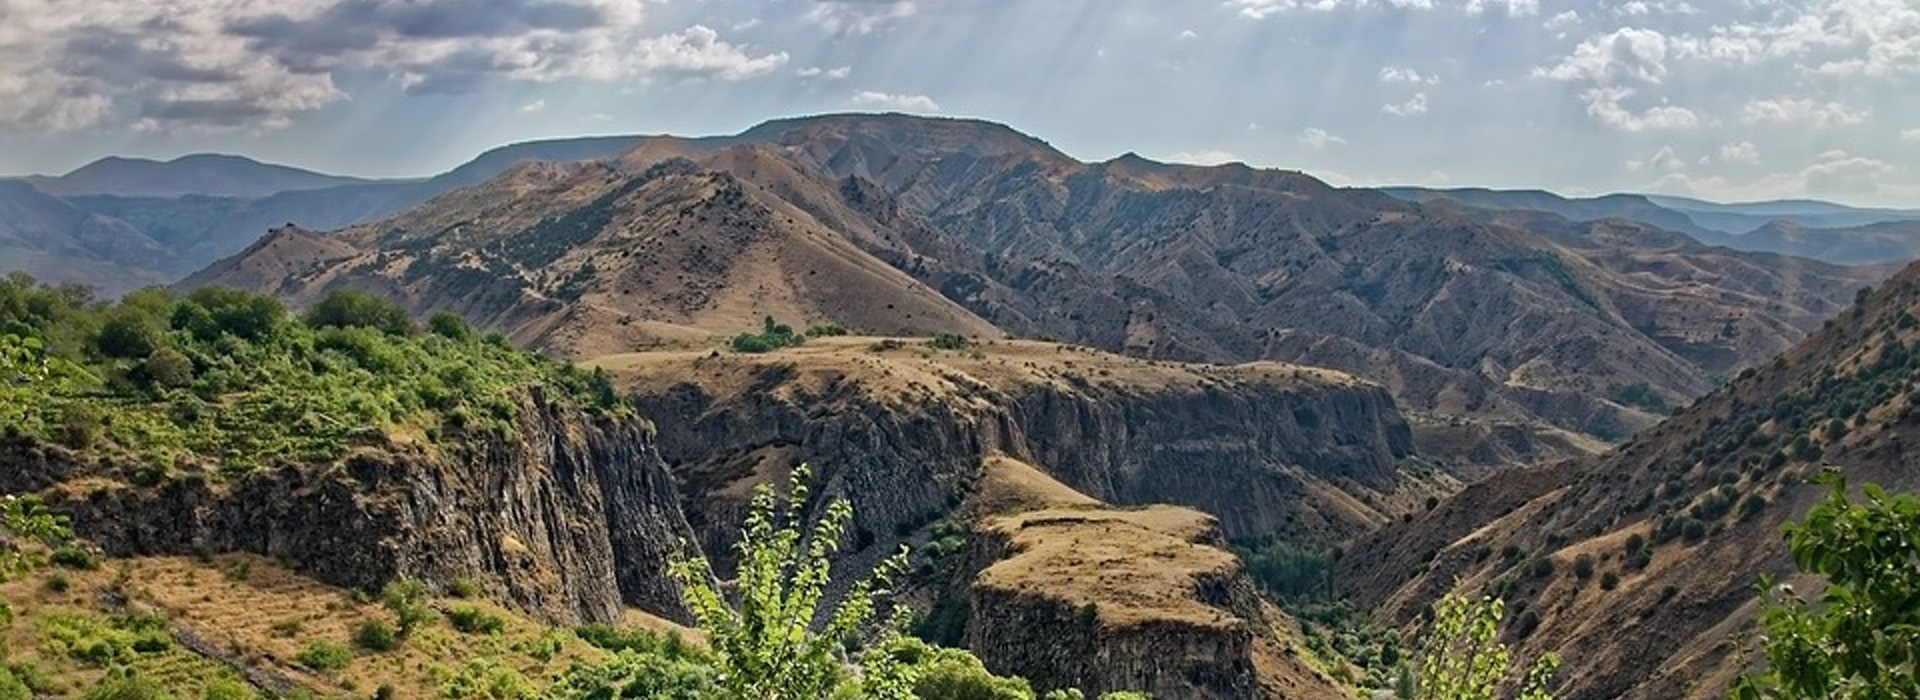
left=81, top=675, right=174, bottom=700
left=730, top=317, right=805, bottom=353
left=296, top=640, right=352, bottom=671
left=355, top=621, right=400, bottom=652
left=199, top=679, right=254, bottom=700
left=1572, top=554, right=1595, bottom=580
left=1599, top=572, right=1620, bottom=591
left=928, top=333, right=971, bottom=351
left=304, top=290, right=413, bottom=336
left=49, top=545, right=98, bottom=570
left=445, top=606, right=506, bottom=635
left=445, top=577, right=481, bottom=599
left=427, top=312, right=472, bottom=341
left=380, top=579, right=433, bottom=633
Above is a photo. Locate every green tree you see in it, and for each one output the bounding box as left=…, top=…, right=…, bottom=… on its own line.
left=428, top=311, right=474, bottom=341
left=669, top=464, right=909, bottom=700
left=0, top=494, right=71, bottom=581
left=1732, top=470, right=1919, bottom=700
left=1400, top=592, right=1558, bottom=700
left=304, top=290, right=413, bottom=336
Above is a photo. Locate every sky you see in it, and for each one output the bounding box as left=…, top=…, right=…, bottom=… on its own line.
left=0, top=0, right=1916, bottom=206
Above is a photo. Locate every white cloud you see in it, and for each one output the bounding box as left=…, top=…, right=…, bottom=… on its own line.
left=518, top=99, right=546, bottom=114
left=1652, top=150, right=1906, bottom=201
left=797, top=65, right=853, bottom=80
left=1718, top=140, right=1760, bottom=164
left=1165, top=150, right=1240, bottom=165
left=1383, top=92, right=1429, bottom=116
left=590, top=113, right=613, bottom=121
left=1298, top=127, right=1347, bottom=149
left=1379, top=66, right=1440, bottom=84
left=1904, top=128, right=1920, bottom=142
left=1741, top=97, right=1867, bottom=127
left=1465, top=0, right=1538, bottom=17
left=1177, top=29, right=1199, bottom=40
left=808, top=0, right=918, bottom=34
left=1225, top=0, right=1429, bottom=17
left=1616, top=0, right=1698, bottom=16
left=0, top=0, right=800, bottom=132
left=1579, top=86, right=1698, bottom=131
left=1543, top=10, right=1580, bottom=31
left=630, top=25, right=789, bottom=82
left=1627, top=145, right=1686, bottom=172
left=849, top=90, right=940, bottom=112
left=1534, top=27, right=1676, bottom=83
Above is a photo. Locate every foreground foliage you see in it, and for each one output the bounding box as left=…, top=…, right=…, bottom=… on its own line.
left=1400, top=593, right=1558, bottom=700
left=0, top=275, right=622, bottom=473
left=1733, top=470, right=1920, bottom=700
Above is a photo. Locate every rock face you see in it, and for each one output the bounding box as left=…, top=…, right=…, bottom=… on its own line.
left=1, top=389, right=693, bottom=625
left=600, top=337, right=1423, bottom=565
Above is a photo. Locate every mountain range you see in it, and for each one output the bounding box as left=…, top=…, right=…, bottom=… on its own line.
left=1391, top=187, right=1920, bottom=265
left=178, top=113, right=1883, bottom=472
left=5, top=111, right=1920, bottom=700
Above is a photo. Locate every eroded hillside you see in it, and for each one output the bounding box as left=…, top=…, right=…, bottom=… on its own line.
left=189, top=114, right=1885, bottom=470
left=1341, top=260, right=1920, bottom=700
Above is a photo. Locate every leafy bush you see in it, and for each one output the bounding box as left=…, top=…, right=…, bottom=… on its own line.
left=296, top=640, right=352, bottom=671
left=445, top=577, right=481, bottom=599
left=427, top=312, right=472, bottom=341
left=49, top=545, right=97, bottom=570
left=355, top=621, right=400, bottom=652
left=669, top=464, right=908, bottom=700
left=731, top=317, right=806, bottom=353
left=1403, top=593, right=1558, bottom=700
left=381, top=579, right=433, bottom=634
left=1733, top=471, right=1920, bottom=699
left=928, top=333, right=971, bottom=351
left=81, top=675, right=175, bottom=700
left=445, top=606, right=506, bottom=635
left=303, top=289, right=413, bottom=336
left=1571, top=555, right=1594, bottom=580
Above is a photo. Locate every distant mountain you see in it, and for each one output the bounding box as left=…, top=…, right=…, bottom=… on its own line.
left=0, top=180, right=172, bottom=293
left=1729, top=219, right=1920, bottom=265
left=1384, top=187, right=1721, bottom=240
left=1390, top=186, right=1920, bottom=264
left=190, top=113, right=1886, bottom=469
left=23, top=153, right=388, bottom=198
left=6, top=135, right=658, bottom=286
left=1341, top=255, right=1920, bottom=700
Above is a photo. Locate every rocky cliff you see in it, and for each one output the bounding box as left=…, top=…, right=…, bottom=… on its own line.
left=1, top=388, right=694, bottom=625
left=596, top=337, right=1425, bottom=564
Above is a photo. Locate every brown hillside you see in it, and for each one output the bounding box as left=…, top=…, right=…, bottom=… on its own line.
left=186, top=156, right=997, bottom=358
left=1340, top=260, right=1920, bottom=700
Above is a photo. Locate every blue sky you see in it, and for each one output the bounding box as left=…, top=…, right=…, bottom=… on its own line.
left=1, top=0, right=1916, bottom=206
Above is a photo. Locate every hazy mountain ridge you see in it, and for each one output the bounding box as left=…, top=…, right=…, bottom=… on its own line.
left=20, top=153, right=389, bottom=198
left=1394, top=186, right=1920, bottom=264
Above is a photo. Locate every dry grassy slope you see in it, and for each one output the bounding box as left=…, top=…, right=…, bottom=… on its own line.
left=0, top=555, right=601, bottom=697
left=592, top=336, right=1435, bottom=553
left=185, top=155, right=997, bottom=359
left=963, top=457, right=1349, bottom=700
left=1341, top=259, right=1920, bottom=700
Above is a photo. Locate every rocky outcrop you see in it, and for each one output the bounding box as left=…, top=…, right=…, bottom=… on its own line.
left=609, top=339, right=1420, bottom=568
left=961, top=508, right=1273, bottom=700
left=1, top=388, right=693, bottom=625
